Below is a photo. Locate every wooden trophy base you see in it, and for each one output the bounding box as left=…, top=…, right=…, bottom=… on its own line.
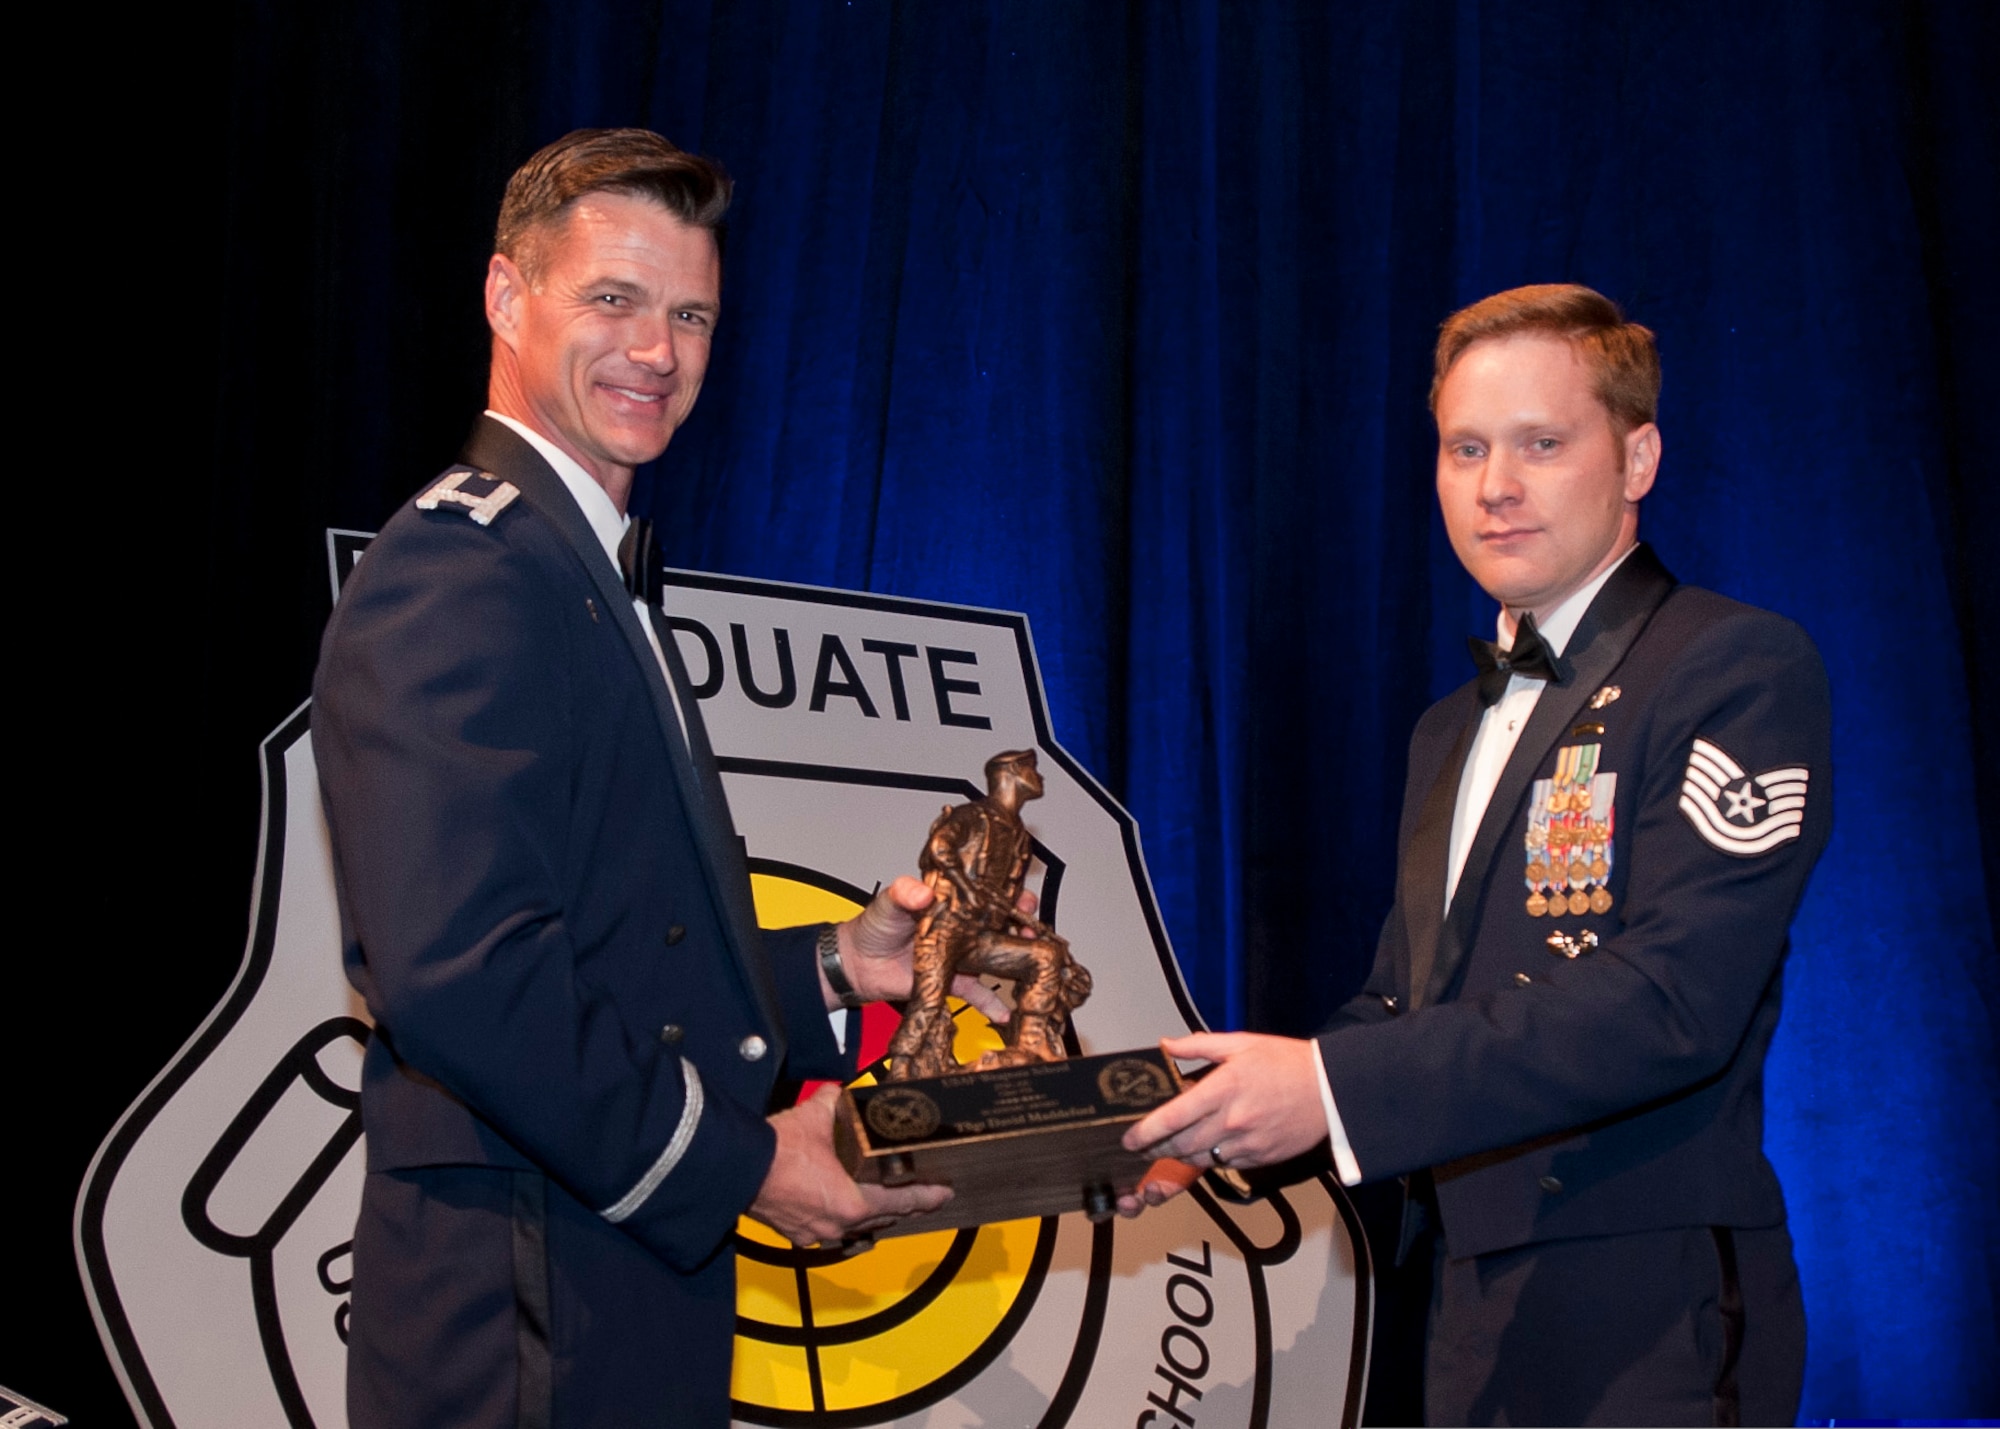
left=832, top=1047, right=1186, bottom=1238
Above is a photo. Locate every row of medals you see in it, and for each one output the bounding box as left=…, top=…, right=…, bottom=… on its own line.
left=1527, top=779, right=1613, bottom=918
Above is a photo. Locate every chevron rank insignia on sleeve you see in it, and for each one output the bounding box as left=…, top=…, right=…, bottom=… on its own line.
left=415, top=469, right=520, bottom=526
left=1679, top=737, right=1808, bottom=855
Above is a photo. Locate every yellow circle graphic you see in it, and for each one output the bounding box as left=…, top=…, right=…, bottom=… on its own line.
left=732, top=869, right=1055, bottom=1425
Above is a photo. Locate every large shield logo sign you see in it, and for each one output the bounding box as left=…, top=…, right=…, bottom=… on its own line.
left=75, top=547, right=1369, bottom=1427
left=74, top=700, right=367, bottom=1428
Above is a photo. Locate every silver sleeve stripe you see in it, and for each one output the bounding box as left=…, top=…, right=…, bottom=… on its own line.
left=1681, top=740, right=1811, bottom=854
left=1690, top=738, right=1746, bottom=781
left=1678, top=792, right=1805, bottom=851
left=1684, top=766, right=1726, bottom=799
left=599, top=1056, right=703, bottom=1224
left=1687, top=753, right=1735, bottom=788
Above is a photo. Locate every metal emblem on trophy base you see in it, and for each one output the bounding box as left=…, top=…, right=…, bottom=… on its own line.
left=832, top=750, right=1184, bottom=1235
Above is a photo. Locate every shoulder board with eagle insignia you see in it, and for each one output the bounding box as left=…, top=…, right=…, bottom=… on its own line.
left=415, top=469, right=520, bottom=527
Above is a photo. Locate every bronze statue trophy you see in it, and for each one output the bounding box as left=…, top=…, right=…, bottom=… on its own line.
left=890, top=748, right=1092, bottom=1078
left=833, top=750, right=1185, bottom=1236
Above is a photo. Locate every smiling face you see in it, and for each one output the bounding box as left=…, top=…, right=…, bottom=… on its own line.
left=1434, top=334, right=1660, bottom=622
left=485, top=190, right=722, bottom=507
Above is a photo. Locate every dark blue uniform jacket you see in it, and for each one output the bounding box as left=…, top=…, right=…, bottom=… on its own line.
left=1319, top=546, right=1832, bottom=1259
left=313, top=417, right=844, bottom=1275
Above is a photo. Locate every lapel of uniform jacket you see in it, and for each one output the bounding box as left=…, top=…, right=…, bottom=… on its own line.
left=1419, top=544, right=1678, bottom=1008
left=460, top=417, right=790, bottom=1062
left=1402, top=700, right=1478, bottom=1011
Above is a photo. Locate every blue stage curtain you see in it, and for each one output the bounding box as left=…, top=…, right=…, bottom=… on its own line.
left=633, top=5, right=2000, bottom=1415
left=146, top=0, right=1996, bottom=1420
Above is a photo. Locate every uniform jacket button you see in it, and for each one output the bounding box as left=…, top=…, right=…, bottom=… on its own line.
left=1538, top=1175, right=1563, bottom=1194
left=1514, top=971, right=1533, bottom=986
left=663, top=924, right=686, bottom=946
left=658, top=1024, right=684, bottom=1045
left=739, top=1035, right=768, bottom=1062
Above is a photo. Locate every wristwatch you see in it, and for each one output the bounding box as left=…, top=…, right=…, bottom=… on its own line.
left=818, top=926, right=863, bottom=1009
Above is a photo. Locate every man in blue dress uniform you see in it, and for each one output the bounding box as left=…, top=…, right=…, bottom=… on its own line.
left=314, top=129, right=969, bottom=1428
left=1126, top=284, right=1831, bottom=1426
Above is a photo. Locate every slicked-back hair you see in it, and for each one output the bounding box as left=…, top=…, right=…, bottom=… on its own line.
left=1431, top=284, right=1661, bottom=437
left=495, top=128, right=732, bottom=282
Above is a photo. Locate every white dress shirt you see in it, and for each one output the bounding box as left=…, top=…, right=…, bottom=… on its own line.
left=1313, top=546, right=1637, bottom=1186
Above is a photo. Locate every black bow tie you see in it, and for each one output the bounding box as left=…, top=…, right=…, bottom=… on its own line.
left=1468, top=611, right=1571, bottom=706
left=618, top=517, right=661, bottom=606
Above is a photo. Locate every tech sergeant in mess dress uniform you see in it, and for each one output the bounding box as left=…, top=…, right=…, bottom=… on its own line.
left=313, top=130, right=964, bottom=1429
left=1125, top=285, right=1831, bottom=1426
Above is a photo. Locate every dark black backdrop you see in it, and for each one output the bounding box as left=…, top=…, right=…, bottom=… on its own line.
left=21, top=2, right=1996, bottom=1422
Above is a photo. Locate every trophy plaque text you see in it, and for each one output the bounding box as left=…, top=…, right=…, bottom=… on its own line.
left=834, top=1048, right=1185, bottom=1235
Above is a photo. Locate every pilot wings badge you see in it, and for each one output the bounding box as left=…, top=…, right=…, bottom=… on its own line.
left=1678, top=737, right=1809, bottom=856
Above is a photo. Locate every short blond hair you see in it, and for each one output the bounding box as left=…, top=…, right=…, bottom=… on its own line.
left=1431, top=284, right=1661, bottom=436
